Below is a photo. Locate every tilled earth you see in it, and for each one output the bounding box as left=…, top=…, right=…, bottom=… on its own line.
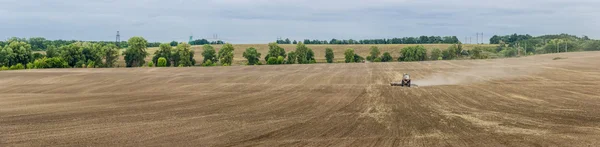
left=1, top=52, right=600, bottom=146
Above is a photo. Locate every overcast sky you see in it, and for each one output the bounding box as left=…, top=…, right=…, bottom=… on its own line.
left=1, top=0, right=599, bottom=44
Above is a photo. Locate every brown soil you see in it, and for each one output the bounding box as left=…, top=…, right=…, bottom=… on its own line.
left=2, top=51, right=600, bottom=146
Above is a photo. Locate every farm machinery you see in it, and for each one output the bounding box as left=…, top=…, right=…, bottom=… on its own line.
left=390, top=73, right=416, bottom=87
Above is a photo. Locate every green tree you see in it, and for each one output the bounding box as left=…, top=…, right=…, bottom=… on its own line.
left=583, top=40, right=600, bottom=51
left=367, top=46, right=380, bottom=61
left=152, top=43, right=172, bottom=67
left=32, top=52, right=45, bottom=60
left=218, top=43, right=235, bottom=65
left=82, top=43, right=103, bottom=67
left=399, top=45, right=427, bottom=61
left=201, top=44, right=218, bottom=64
left=157, top=57, right=167, bottom=67
left=295, top=42, right=310, bottom=64
left=443, top=46, right=457, bottom=60
left=286, top=51, right=296, bottom=64
left=10, top=63, right=25, bottom=70
left=265, top=43, right=286, bottom=61
left=430, top=48, right=442, bottom=60
left=307, top=49, right=315, bottom=63
left=175, top=43, right=194, bottom=67
left=344, top=48, right=355, bottom=63
left=60, top=44, right=84, bottom=67
left=325, top=48, right=334, bottom=63
left=100, top=44, right=120, bottom=67
left=243, top=47, right=261, bottom=65
left=45, top=45, right=58, bottom=58
left=2, top=41, right=33, bottom=66
left=354, top=54, right=364, bottom=63
left=170, top=41, right=178, bottom=47
left=123, top=37, right=148, bottom=67
left=381, top=52, right=393, bottom=62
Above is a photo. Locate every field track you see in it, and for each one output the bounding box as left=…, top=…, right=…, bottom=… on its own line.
left=2, top=51, right=600, bottom=146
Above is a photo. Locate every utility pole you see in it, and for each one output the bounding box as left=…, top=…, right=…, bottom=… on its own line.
left=476, top=33, right=479, bottom=44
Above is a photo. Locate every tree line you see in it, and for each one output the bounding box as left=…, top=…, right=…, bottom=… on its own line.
left=489, top=33, right=600, bottom=55
left=275, top=36, right=461, bottom=45
left=0, top=37, right=224, bottom=51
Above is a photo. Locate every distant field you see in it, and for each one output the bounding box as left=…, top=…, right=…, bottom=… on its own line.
left=34, top=44, right=496, bottom=66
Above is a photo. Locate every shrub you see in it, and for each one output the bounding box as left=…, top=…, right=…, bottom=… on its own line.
left=243, top=47, right=261, bottom=65
left=286, top=51, right=297, bottom=64
left=430, top=48, right=442, bottom=60
left=76, top=60, right=87, bottom=68
left=344, top=49, right=355, bottom=63
left=353, top=54, right=364, bottom=63
left=87, top=61, right=96, bottom=68
left=152, top=43, right=172, bottom=67
left=202, top=59, right=215, bottom=66
left=399, top=45, right=427, bottom=61
left=381, top=52, right=392, bottom=62
left=325, top=48, right=334, bottom=63
left=201, top=44, right=218, bottom=64
left=157, top=57, right=167, bottom=67
left=147, top=61, right=153, bottom=67
left=218, top=43, right=235, bottom=65
left=367, top=46, right=380, bottom=61
left=277, top=56, right=285, bottom=64
left=26, top=63, right=34, bottom=69
left=437, top=57, right=443, bottom=60
left=373, top=57, right=382, bottom=62
left=1, top=66, right=8, bottom=70
left=265, top=43, right=286, bottom=62
left=267, top=57, right=278, bottom=64
left=11, top=63, right=25, bottom=70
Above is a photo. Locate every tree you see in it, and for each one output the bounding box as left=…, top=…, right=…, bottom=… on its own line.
left=60, top=44, right=83, bottom=67
left=152, top=43, right=172, bottom=67
left=101, top=44, right=120, bottom=67
left=2, top=40, right=33, bottom=66
left=399, top=45, right=427, bottom=61
left=443, top=45, right=458, bottom=60
left=583, top=40, right=600, bottom=51
left=147, top=61, right=153, bottom=67
left=353, top=54, right=364, bottom=63
left=307, top=49, right=315, bottom=63
left=243, top=47, right=261, bottom=65
left=430, top=48, right=442, bottom=60
left=82, top=43, right=103, bottom=67
left=201, top=44, right=217, bottom=64
left=45, top=45, right=58, bottom=58
left=175, top=43, right=194, bottom=67
left=32, top=52, right=45, bottom=60
left=293, top=40, right=297, bottom=44
left=285, top=38, right=291, bottom=44
left=381, top=52, right=392, bottom=62
left=325, top=48, right=334, bottom=63
left=218, top=43, right=235, bottom=65
left=265, top=43, right=286, bottom=61
left=170, top=41, right=178, bottom=47
left=123, top=37, right=148, bottom=67
left=367, top=46, right=380, bottom=61
left=157, top=57, right=167, bottom=67
left=295, top=42, right=310, bottom=64
left=344, top=48, right=355, bottom=63
left=287, top=51, right=296, bottom=64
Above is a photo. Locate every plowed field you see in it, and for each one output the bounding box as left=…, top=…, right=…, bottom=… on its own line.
left=2, top=51, right=600, bottom=146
